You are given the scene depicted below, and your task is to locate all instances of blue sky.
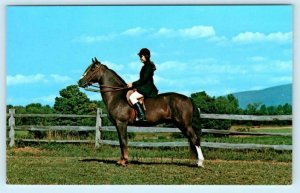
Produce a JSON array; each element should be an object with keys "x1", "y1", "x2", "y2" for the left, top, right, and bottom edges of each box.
[{"x1": 6, "y1": 5, "x2": 292, "y2": 106}]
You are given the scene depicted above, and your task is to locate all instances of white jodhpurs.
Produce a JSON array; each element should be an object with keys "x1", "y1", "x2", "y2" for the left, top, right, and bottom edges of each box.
[{"x1": 129, "y1": 91, "x2": 144, "y2": 105}]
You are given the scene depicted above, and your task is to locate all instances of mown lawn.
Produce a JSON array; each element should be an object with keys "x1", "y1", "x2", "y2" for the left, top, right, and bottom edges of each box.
[{"x1": 6, "y1": 144, "x2": 292, "y2": 185}]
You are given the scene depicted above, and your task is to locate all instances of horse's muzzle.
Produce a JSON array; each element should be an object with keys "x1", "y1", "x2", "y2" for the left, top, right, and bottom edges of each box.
[{"x1": 77, "y1": 79, "x2": 87, "y2": 88}]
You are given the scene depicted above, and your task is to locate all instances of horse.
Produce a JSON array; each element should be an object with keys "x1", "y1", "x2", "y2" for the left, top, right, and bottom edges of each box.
[{"x1": 78, "y1": 57, "x2": 205, "y2": 167}]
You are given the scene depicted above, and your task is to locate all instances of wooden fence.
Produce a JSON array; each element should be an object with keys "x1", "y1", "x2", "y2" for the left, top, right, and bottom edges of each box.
[{"x1": 6, "y1": 108, "x2": 292, "y2": 150}]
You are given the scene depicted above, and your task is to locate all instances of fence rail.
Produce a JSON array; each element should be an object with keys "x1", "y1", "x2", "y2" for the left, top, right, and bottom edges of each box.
[
  {"x1": 6, "y1": 111, "x2": 291, "y2": 120},
  {"x1": 11, "y1": 125, "x2": 291, "y2": 137},
  {"x1": 200, "y1": 114, "x2": 292, "y2": 121},
  {"x1": 6, "y1": 108, "x2": 292, "y2": 150}
]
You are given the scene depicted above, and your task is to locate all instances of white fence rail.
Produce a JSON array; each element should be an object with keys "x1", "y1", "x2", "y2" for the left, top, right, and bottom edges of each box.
[{"x1": 6, "y1": 108, "x2": 292, "y2": 150}]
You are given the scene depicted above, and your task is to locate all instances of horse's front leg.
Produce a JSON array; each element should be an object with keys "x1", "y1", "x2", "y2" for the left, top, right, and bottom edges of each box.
[{"x1": 115, "y1": 121, "x2": 128, "y2": 166}]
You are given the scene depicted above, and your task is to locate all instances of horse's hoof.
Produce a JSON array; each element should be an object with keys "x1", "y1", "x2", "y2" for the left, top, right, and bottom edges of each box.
[
  {"x1": 117, "y1": 160, "x2": 128, "y2": 167},
  {"x1": 197, "y1": 160, "x2": 204, "y2": 168}
]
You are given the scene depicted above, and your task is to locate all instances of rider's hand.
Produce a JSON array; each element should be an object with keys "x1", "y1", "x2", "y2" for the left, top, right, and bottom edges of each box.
[{"x1": 127, "y1": 83, "x2": 133, "y2": 88}]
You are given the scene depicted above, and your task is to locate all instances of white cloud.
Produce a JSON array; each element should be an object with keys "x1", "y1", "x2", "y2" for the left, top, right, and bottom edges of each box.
[
  {"x1": 73, "y1": 34, "x2": 116, "y2": 43},
  {"x1": 74, "y1": 25, "x2": 220, "y2": 44},
  {"x1": 7, "y1": 73, "x2": 73, "y2": 86},
  {"x1": 154, "y1": 25, "x2": 216, "y2": 39},
  {"x1": 250, "y1": 59, "x2": 292, "y2": 74},
  {"x1": 157, "y1": 60, "x2": 187, "y2": 71},
  {"x1": 248, "y1": 56, "x2": 267, "y2": 62},
  {"x1": 73, "y1": 26, "x2": 292, "y2": 48},
  {"x1": 267, "y1": 32, "x2": 292, "y2": 42},
  {"x1": 192, "y1": 62, "x2": 248, "y2": 75},
  {"x1": 7, "y1": 74, "x2": 46, "y2": 85},
  {"x1": 232, "y1": 32, "x2": 265, "y2": 43},
  {"x1": 50, "y1": 74, "x2": 72, "y2": 83},
  {"x1": 273, "y1": 60, "x2": 292, "y2": 71},
  {"x1": 121, "y1": 27, "x2": 150, "y2": 36},
  {"x1": 208, "y1": 35, "x2": 228, "y2": 45},
  {"x1": 178, "y1": 25, "x2": 216, "y2": 38},
  {"x1": 232, "y1": 31, "x2": 292, "y2": 44},
  {"x1": 7, "y1": 94, "x2": 58, "y2": 106},
  {"x1": 168, "y1": 58, "x2": 289, "y2": 97},
  {"x1": 155, "y1": 28, "x2": 175, "y2": 37}
]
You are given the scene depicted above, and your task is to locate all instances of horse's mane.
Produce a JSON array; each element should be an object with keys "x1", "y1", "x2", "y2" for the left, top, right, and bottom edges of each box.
[{"x1": 103, "y1": 64, "x2": 127, "y2": 86}]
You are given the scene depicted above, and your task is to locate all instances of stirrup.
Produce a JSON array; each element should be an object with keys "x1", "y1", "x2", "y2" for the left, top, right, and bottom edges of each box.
[{"x1": 136, "y1": 115, "x2": 146, "y2": 121}]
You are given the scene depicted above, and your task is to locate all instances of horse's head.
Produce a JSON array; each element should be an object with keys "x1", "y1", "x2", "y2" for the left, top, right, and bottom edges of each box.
[{"x1": 78, "y1": 57, "x2": 103, "y2": 88}]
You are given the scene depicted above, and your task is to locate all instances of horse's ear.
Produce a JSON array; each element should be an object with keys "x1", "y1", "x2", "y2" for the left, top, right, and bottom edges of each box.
[
  {"x1": 94, "y1": 57, "x2": 100, "y2": 64},
  {"x1": 92, "y1": 58, "x2": 95, "y2": 63}
]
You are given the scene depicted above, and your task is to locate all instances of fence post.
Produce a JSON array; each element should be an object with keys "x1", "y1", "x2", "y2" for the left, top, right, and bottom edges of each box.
[
  {"x1": 8, "y1": 108, "x2": 16, "y2": 147},
  {"x1": 95, "y1": 108, "x2": 102, "y2": 148}
]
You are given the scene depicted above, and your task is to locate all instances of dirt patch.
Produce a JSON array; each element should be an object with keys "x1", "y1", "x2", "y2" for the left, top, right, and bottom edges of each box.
[{"x1": 9, "y1": 147, "x2": 43, "y2": 154}]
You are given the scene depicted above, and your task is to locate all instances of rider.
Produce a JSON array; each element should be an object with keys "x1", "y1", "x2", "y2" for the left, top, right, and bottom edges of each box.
[{"x1": 127, "y1": 48, "x2": 158, "y2": 121}]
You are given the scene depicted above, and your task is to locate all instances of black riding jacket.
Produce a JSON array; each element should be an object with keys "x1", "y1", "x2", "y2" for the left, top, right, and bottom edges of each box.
[{"x1": 132, "y1": 60, "x2": 158, "y2": 97}]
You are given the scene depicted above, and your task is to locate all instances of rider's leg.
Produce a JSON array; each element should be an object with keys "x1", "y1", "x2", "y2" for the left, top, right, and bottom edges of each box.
[{"x1": 129, "y1": 91, "x2": 146, "y2": 121}]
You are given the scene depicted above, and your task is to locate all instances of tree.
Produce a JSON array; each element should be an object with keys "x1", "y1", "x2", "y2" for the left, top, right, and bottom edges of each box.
[
  {"x1": 24, "y1": 103, "x2": 55, "y2": 126},
  {"x1": 267, "y1": 106, "x2": 276, "y2": 115},
  {"x1": 245, "y1": 103, "x2": 261, "y2": 115},
  {"x1": 282, "y1": 103, "x2": 292, "y2": 114},
  {"x1": 191, "y1": 91, "x2": 215, "y2": 113},
  {"x1": 258, "y1": 104, "x2": 268, "y2": 115},
  {"x1": 54, "y1": 85, "x2": 98, "y2": 126},
  {"x1": 214, "y1": 94, "x2": 239, "y2": 114},
  {"x1": 54, "y1": 85, "x2": 93, "y2": 114},
  {"x1": 191, "y1": 92, "x2": 241, "y2": 130}
]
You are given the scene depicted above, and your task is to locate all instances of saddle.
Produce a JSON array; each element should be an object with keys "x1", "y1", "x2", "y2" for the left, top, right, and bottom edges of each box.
[{"x1": 126, "y1": 90, "x2": 147, "y2": 122}]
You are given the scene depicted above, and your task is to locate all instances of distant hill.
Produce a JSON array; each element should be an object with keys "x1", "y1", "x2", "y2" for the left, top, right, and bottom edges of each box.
[{"x1": 231, "y1": 84, "x2": 292, "y2": 109}]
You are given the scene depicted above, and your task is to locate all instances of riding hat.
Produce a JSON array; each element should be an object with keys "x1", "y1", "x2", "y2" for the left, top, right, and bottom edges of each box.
[{"x1": 138, "y1": 48, "x2": 151, "y2": 57}]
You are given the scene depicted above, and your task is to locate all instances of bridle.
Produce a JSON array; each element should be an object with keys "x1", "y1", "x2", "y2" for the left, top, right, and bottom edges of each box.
[{"x1": 82, "y1": 63, "x2": 128, "y2": 93}]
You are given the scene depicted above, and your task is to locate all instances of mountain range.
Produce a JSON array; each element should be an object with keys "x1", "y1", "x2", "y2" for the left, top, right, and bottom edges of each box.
[{"x1": 230, "y1": 83, "x2": 292, "y2": 109}]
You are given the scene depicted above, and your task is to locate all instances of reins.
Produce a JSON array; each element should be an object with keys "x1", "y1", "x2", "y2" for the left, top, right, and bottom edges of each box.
[
  {"x1": 86, "y1": 84, "x2": 128, "y2": 93},
  {"x1": 82, "y1": 62, "x2": 128, "y2": 93}
]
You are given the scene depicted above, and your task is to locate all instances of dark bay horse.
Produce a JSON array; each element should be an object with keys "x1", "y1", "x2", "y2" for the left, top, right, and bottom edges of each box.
[{"x1": 78, "y1": 57, "x2": 204, "y2": 167}]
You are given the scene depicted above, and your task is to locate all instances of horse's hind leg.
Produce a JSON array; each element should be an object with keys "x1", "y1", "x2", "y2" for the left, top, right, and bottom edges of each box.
[
  {"x1": 183, "y1": 126, "x2": 204, "y2": 167},
  {"x1": 195, "y1": 144, "x2": 204, "y2": 167}
]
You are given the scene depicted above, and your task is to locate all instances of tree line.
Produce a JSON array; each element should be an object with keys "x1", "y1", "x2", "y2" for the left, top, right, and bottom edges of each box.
[
  {"x1": 191, "y1": 91, "x2": 292, "y2": 129},
  {"x1": 7, "y1": 85, "x2": 292, "y2": 130}
]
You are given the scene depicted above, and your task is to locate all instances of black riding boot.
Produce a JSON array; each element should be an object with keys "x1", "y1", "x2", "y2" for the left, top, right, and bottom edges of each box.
[{"x1": 133, "y1": 102, "x2": 146, "y2": 121}]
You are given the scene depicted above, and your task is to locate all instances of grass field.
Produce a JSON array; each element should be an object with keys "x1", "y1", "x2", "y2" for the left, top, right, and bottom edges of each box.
[
  {"x1": 6, "y1": 143, "x2": 292, "y2": 185},
  {"x1": 231, "y1": 125, "x2": 292, "y2": 134},
  {"x1": 7, "y1": 125, "x2": 292, "y2": 185}
]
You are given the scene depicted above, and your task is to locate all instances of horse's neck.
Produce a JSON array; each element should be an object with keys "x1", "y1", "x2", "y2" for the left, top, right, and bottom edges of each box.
[
  {"x1": 101, "y1": 69, "x2": 126, "y2": 88},
  {"x1": 99, "y1": 70, "x2": 127, "y2": 109}
]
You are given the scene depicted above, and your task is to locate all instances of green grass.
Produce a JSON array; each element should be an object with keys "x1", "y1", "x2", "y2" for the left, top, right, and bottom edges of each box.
[
  {"x1": 250, "y1": 127, "x2": 292, "y2": 133},
  {"x1": 15, "y1": 131, "x2": 30, "y2": 138},
  {"x1": 7, "y1": 125, "x2": 292, "y2": 184},
  {"x1": 231, "y1": 125, "x2": 292, "y2": 133},
  {"x1": 203, "y1": 135, "x2": 292, "y2": 145},
  {"x1": 129, "y1": 133, "x2": 292, "y2": 146},
  {"x1": 6, "y1": 144, "x2": 292, "y2": 185},
  {"x1": 9, "y1": 143, "x2": 292, "y2": 162},
  {"x1": 7, "y1": 155, "x2": 291, "y2": 185}
]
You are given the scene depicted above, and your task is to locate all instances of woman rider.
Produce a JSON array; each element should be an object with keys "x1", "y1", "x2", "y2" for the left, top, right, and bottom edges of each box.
[{"x1": 127, "y1": 48, "x2": 158, "y2": 121}]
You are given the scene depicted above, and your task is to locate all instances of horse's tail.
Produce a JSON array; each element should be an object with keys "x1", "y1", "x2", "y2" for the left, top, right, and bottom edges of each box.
[{"x1": 191, "y1": 98, "x2": 202, "y2": 138}]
